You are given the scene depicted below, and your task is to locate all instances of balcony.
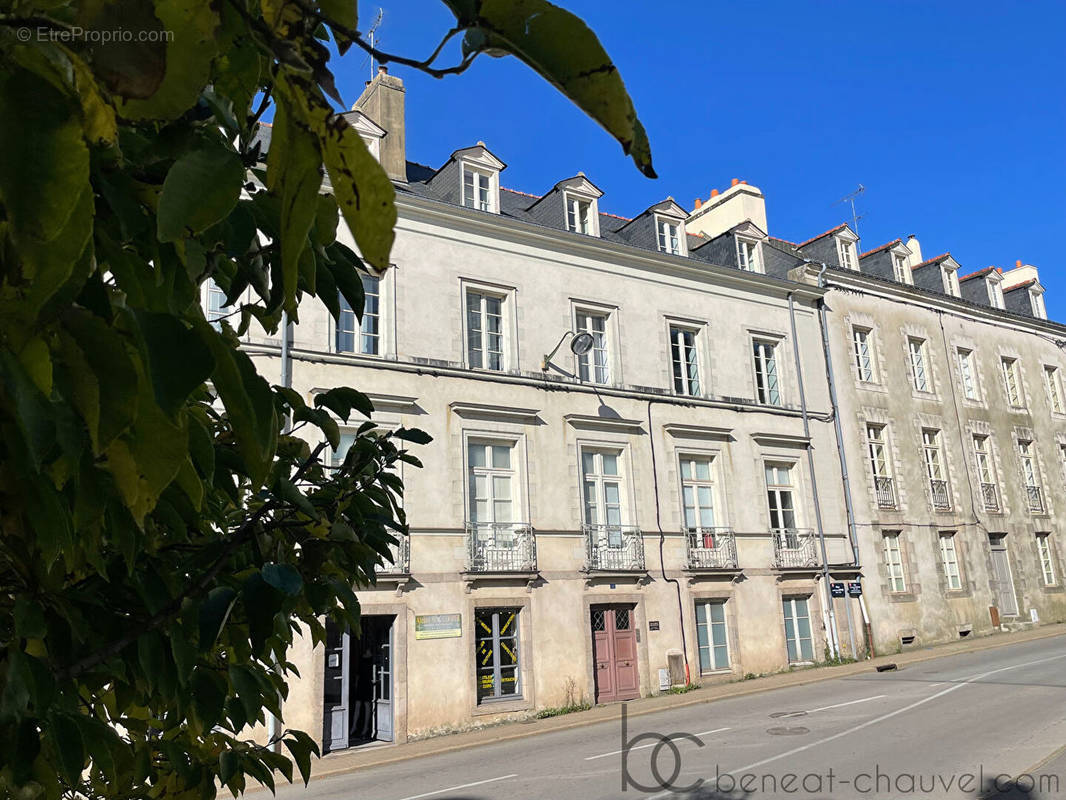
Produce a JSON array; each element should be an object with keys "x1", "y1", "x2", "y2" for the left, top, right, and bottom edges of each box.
[
  {"x1": 684, "y1": 528, "x2": 739, "y2": 570},
  {"x1": 874, "y1": 476, "x2": 896, "y2": 509},
  {"x1": 465, "y1": 522, "x2": 537, "y2": 573},
  {"x1": 1026, "y1": 485, "x2": 1044, "y2": 513},
  {"x1": 930, "y1": 479, "x2": 951, "y2": 511},
  {"x1": 981, "y1": 482, "x2": 1000, "y2": 512},
  {"x1": 377, "y1": 535, "x2": 410, "y2": 574},
  {"x1": 771, "y1": 528, "x2": 820, "y2": 569},
  {"x1": 583, "y1": 525, "x2": 645, "y2": 572}
]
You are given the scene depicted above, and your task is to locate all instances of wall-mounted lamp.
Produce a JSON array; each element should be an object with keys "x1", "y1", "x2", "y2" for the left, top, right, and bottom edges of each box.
[{"x1": 541, "y1": 330, "x2": 595, "y2": 371}]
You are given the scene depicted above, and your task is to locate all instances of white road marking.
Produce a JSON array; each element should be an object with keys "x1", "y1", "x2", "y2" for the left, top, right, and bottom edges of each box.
[
  {"x1": 393, "y1": 774, "x2": 518, "y2": 800},
  {"x1": 584, "y1": 727, "x2": 731, "y2": 760},
  {"x1": 806, "y1": 694, "x2": 885, "y2": 714},
  {"x1": 928, "y1": 682, "x2": 943, "y2": 688}
]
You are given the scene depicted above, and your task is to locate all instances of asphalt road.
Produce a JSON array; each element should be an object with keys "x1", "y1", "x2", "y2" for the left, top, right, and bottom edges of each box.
[{"x1": 279, "y1": 634, "x2": 1066, "y2": 799}]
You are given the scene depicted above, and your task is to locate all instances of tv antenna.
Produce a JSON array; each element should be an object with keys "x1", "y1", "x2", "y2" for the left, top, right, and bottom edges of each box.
[
  {"x1": 367, "y1": 9, "x2": 385, "y2": 79},
  {"x1": 835, "y1": 184, "x2": 866, "y2": 236}
]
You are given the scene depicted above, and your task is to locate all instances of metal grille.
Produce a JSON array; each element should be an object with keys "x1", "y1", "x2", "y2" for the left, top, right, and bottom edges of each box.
[
  {"x1": 583, "y1": 525, "x2": 645, "y2": 571},
  {"x1": 929, "y1": 480, "x2": 951, "y2": 511},
  {"x1": 771, "y1": 528, "x2": 819, "y2": 568},
  {"x1": 377, "y1": 535, "x2": 410, "y2": 574},
  {"x1": 874, "y1": 476, "x2": 896, "y2": 509},
  {"x1": 981, "y1": 482, "x2": 999, "y2": 511},
  {"x1": 465, "y1": 523, "x2": 537, "y2": 572},
  {"x1": 614, "y1": 609, "x2": 630, "y2": 630},
  {"x1": 684, "y1": 528, "x2": 739, "y2": 569},
  {"x1": 591, "y1": 610, "x2": 606, "y2": 632},
  {"x1": 1027, "y1": 485, "x2": 1044, "y2": 513}
]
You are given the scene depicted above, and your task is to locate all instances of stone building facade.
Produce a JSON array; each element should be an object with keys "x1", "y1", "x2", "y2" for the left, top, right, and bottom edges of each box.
[{"x1": 231, "y1": 69, "x2": 1065, "y2": 751}]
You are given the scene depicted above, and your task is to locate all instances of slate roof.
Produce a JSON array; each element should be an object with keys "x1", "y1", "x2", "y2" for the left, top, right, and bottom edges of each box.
[
  {"x1": 910, "y1": 253, "x2": 952, "y2": 271},
  {"x1": 958, "y1": 266, "x2": 1000, "y2": 283},
  {"x1": 859, "y1": 239, "x2": 903, "y2": 259}
]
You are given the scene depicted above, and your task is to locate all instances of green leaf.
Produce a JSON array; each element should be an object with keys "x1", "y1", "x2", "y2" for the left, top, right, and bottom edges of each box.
[
  {"x1": 268, "y1": 89, "x2": 323, "y2": 315},
  {"x1": 313, "y1": 386, "x2": 374, "y2": 422},
  {"x1": 14, "y1": 597, "x2": 47, "y2": 639},
  {"x1": 283, "y1": 731, "x2": 318, "y2": 786},
  {"x1": 198, "y1": 586, "x2": 237, "y2": 650},
  {"x1": 228, "y1": 665, "x2": 263, "y2": 724},
  {"x1": 393, "y1": 427, "x2": 432, "y2": 445},
  {"x1": 194, "y1": 319, "x2": 278, "y2": 485},
  {"x1": 313, "y1": 193, "x2": 339, "y2": 247},
  {"x1": 50, "y1": 713, "x2": 86, "y2": 784},
  {"x1": 158, "y1": 142, "x2": 244, "y2": 242},
  {"x1": 319, "y1": 0, "x2": 357, "y2": 34},
  {"x1": 134, "y1": 310, "x2": 215, "y2": 416},
  {"x1": 0, "y1": 350, "x2": 55, "y2": 472},
  {"x1": 190, "y1": 666, "x2": 226, "y2": 731},
  {"x1": 137, "y1": 632, "x2": 166, "y2": 690},
  {"x1": 219, "y1": 750, "x2": 240, "y2": 786},
  {"x1": 262, "y1": 563, "x2": 303, "y2": 596},
  {"x1": 444, "y1": 0, "x2": 655, "y2": 177}
]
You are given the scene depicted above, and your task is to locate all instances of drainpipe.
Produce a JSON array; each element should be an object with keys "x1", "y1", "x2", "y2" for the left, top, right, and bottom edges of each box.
[
  {"x1": 811, "y1": 263, "x2": 875, "y2": 658},
  {"x1": 787, "y1": 292, "x2": 841, "y2": 659}
]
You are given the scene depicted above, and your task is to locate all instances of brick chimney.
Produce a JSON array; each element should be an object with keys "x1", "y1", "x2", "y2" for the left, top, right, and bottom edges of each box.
[{"x1": 353, "y1": 65, "x2": 406, "y2": 182}]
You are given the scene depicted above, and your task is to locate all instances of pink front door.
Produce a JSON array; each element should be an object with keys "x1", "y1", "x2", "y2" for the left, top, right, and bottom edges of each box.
[{"x1": 592, "y1": 605, "x2": 639, "y2": 703}]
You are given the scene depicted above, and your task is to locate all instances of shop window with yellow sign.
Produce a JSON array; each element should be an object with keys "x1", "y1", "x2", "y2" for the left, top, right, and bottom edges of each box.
[{"x1": 475, "y1": 607, "x2": 521, "y2": 702}]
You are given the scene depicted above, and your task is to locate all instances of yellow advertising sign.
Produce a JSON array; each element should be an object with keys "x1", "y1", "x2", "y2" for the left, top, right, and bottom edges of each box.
[{"x1": 414, "y1": 613, "x2": 462, "y2": 640}]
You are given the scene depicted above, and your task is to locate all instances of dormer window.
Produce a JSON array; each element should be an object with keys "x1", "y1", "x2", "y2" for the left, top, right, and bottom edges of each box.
[
  {"x1": 838, "y1": 239, "x2": 856, "y2": 270},
  {"x1": 566, "y1": 196, "x2": 591, "y2": 233},
  {"x1": 463, "y1": 166, "x2": 493, "y2": 212},
  {"x1": 657, "y1": 218, "x2": 682, "y2": 255},
  {"x1": 737, "y1": 238, "x2": 761, "y2": 272},
  {"x1": 942, "y1": 266, "x2": 961, "y2": 297},
  {"x1": 988, "y1": 279, "x2": 1005, "y2": 309},
  {"x1": 893, "y1": 254, "x2": 912, "y2": 284},
  {"x1": 1031, "y1": 289, "x2": 1047, "y2": 319}
]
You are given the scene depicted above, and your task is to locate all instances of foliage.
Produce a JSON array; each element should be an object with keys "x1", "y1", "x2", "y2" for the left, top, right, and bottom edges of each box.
[
  {"x1": 533, "y1": 702, "x2": 591, "y2": 719},
  {"x1": 0, "y1": 0, "x2": 652, "y2": 797}
]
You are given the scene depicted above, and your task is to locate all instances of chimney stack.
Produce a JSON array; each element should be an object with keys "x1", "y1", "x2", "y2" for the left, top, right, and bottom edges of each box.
[
  {"x1": 906, "y1": 234, "x2": 923, "y2": 267},
  {"x1": 353, "y1": 65, "x2": 407, "y2": 182},
  {"x1": 685, "y1": 180, "x2": 767, "y2": 240}
]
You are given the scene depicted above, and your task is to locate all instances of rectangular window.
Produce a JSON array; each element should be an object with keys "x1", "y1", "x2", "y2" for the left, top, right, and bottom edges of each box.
[
  {"x1": 838, "y1": 240, "x2": 854, "y2": 270},
  {"x1": 576, "y1": 311, "x2": 610, "y2": 384},
  {"x1": 1001, "y1": 358, "x2": 1022, "y2": 407},
  {"x1": 205, "y1": 280, "x2": 233, "y2": 329},
  {"x1": 1032, "y1": 291, "x2": 1047, "y2": 319},
  {"x1": 753, "y1": 339, "x2": 781, "y2": 406},
  {"x1": 908, "y1": 337, "x2": 930, "y2": 392},
  {"x1": 923, "y1": 429, "x2": 950, "y2": 510},
  {"x1": 475, "y1": 608, "x2": 520, "y2": 701},
  {"x1": 1018, "y1": 440, "x2": 1038, "y2": 488},
  {"x1": 883, "y1": 532, "x2": 906, "y2": 592},
  {"x1": 566, "y1": 195, "x2": 592, "y2": 234},
  {"x1": 867, "y1": 424, "x2": 895, "y2": 508},
  {"x1": 329, "y1": 431, "x2": 357, "y2": 469},
  {"x1": 957, "y1": 348, "x2": 979, "y2": 400},
  {"x1": 680, "y1": 455, "x2": 717, "y2": 535},
  {"x1": 463, "y1": 167, "x2": 491, "y2": 211},
  {"x1": 852, "y1": 327, "x2": 875, "y2": 383},
  {"x1": 466, "y1": 290, "x2": 505, "y2": 371},
  {"x1": 1037, "y1": 534, "x2": 1056, "y2": 586},
  {"x1": 337, "y1": 274, "x2": 381, "y2": 355},
  {"x1": 670, "y1": 326, "x2": 701, "y2": 396},
  {"x1": 939, "y1": 533, "x2": 962, "y2": 590},
  {"x1": 765, "y1": 463, "x2": 797, "y2": 533},
  {"x1": 1060, "y1": 444, "x2": 1066, "y2": 486},
  {"x1": 943, "y1": 267, "x2": 961, "y2": 296},
  {"x1": 1044, "y1": 366, "x2": 1064, "y2": 414},
  {"x1": 695, "y1": 600, "x2": 729, "y2": 672},
  {"x1": 989, "y1": 281, "x2": 1005, "y2": 309},
  {"x1": 974, "y1": 435, "x2": 994, "y2": 484},
  {"x1": 582, "y1": 449, "x2": 625, "y2": 541},
  {"x1": 893, "y1": 255, "x2": 911, "y2": 284},
  {"x1": 737, "y1": 239, "x2": 760, "y2": 272},
  {"x1": 657, "y1": 219, "x2": 681, "y2": 255},
  {"x1": 468, "y1": 441, "x2": 514, "y2": 525},
  {"x1": 782, "y1": 597, "x2": 814, "y2": 663}
]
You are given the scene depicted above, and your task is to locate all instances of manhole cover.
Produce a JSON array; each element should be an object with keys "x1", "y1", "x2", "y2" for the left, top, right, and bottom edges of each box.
[
  {"x1": 767, "y1": 726, "x2": 810, "y2": 736},
  {"x1": 769, "y1": 711, "x2": 808, "y2": 719}
]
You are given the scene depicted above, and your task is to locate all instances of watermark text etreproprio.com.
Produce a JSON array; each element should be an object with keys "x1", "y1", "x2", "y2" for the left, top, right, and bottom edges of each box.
[
  {"x1": 619, "y1": 705, "x2": 1062, "y2": 795},
  {"x1": 15, "y1": 26, "x2": 174, "y2": 44}
]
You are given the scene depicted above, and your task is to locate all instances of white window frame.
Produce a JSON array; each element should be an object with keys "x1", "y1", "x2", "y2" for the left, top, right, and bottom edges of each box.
[
  {"x1": 737, "y1": 237, "x2": 762, "y2": 273},
  {"x1": 1018, "y1": 440, "x2": 1039, "y2": 489},
  {"x1": 752, "y1": 337, "x2": 782, "y2": 406},
  {"x1": 336, "y1": 272, "x2": 383, "y2": 356},
  {"x1": 939, "y1": 533, "x2": 962, "y2": 591},
  {"x1": 580, "y1": 447, "x2": 629, "y2": 538},
  {"x1": 973, "y1": 434, "x2": 996, "y2": 485},
  {"x1": 655, "y1": 215, "x2": 685, "y2": 256},
  {"x1": 669, "y1": 324, "x2": 702, "y2": 397},
  {"x1": 782, "y1": 596, "x2": 814, "y2": 664},
  {"x1": 852, "y1": 326, "x2": 876, "y2": 383},
  {"x1": 765, "y1": 462, "x2": 799, "y2": 532},
  {"x1": 1044, "y1": 366, "x2": 1064, "y2": 414},
  {"x1": 923, "y1": 429, "x2": 946, "y2": 481},
  {"x1": 957, "y1": 348, "x2": 979, "y2": 401},
  {"x1": 988, "y1": 279, "x2": 1005, "y2": 309},
  {"x1": 464, "y1": 288, "x2": 507, "y2": 371},
  {"x1": 866, "y1": 424, "x2": 892, "y2": 479},
  {"x1": 1031, "y1": 290, "x2": 1047, "y2": 319},
  {"x1": 564, "y1": 192, "x2": 598, "y2": 235},
  {"x1": 893, "y1": 254, "x2": 912, "y2": 284},
  {"x1": 462, "y1": 164, "x2": 495, "y2": 212},
  {"x1": 908, "y1": 337, "x2": 931, "y2": 393},
  {"x1": 679, "y1": 453, "x2": 720, "y2": 534},
  {"x1": 883, "y1": 532, "x2": 907, "y2": 593},
  {"x1": 466, "y1": 439, "x2": 518, "y2": 526},
  {"x1": 695, "y1": 600, "x2": 730, "y2": 673},
  {"x1": 1001, "y1": 357, "x2": 1023, "y2": 407},
  {"x1": 1037, "y1": 534, "x2": 1056, "y2": 586},
  {"x1": 837, "y1": 238, "x2": 856, "y2": 270},
  {"x1": 574, "y1": 306, "x2": 613, "y2": 385},
  {"x1": 942, "y1": 266, "x2": 961, "y2": 297}
]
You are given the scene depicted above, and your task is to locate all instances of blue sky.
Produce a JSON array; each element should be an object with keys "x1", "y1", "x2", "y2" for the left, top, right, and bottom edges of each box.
[{"x1": 329, "y1": 1, "x2": 1065, "y2": 316}]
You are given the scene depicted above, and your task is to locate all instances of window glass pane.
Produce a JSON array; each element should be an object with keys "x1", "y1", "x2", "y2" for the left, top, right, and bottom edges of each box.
[
  {"x1": 601, "y1": 453, "x2": 619, "y2": 476},
  {"x1": 469, "y1": 444, "x2": 487, "y2": 468},
  {"x1": 581, "y1": 451, "x2": 596, "y2": 476},
  {"x1": 492, "y1": 445, "x2": 511, "y2": 469}
]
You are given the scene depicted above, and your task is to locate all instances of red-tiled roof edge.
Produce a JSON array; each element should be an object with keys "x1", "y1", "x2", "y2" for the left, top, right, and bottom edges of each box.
[
  {"x1": 859, "y1": 239, "x2": 902, "y2": 259},
  {"x1": 600, "y1": 211, "x2": 633, "y2": 222},
  {"x1": 796, "y1": 223, "x2": 848, "y2": 248},
  {"x1": 1005, "y1": 278, "x2": 1039, "y2": 291},
  {"x1": 501, "y1": 186, "x2": 542, "y2": 200},
  {"x1": 959, "y1": 266, "x2": 996, "y2": 282},
  {"x1": 768, "y1": 236, "x2": 800, "y2": 247},
  {"x1": 911, "y1": 253, "x2": 952, "y2": 270}
]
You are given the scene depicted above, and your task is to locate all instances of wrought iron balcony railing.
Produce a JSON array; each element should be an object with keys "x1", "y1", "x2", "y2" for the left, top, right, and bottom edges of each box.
[
  {"x1": 981, "y1": 482, "x2": 1000, "y2": 512},
  {"x1": 583, "y1": 524, "x2": 645, "y2": 571},
  {"x1": 465, "y1": 523, "x2": 537, "y2": 572},
  {"x1": 1026, "y1": 485, "x2": 1044, "y2": 513},
  {"x1": 377, "y1": 534, "x2": 410, "y2": 575},
  {"x1": 874, "y1": 475, "x2": 896, "y2": 509},
  {"x1": 929, "y1": 479, "x2": 951, "y2": 511},
  {"x1": 684, "y1": 528, "x2": 738, "y2": 570},
  {"x1": 771, "y1": 528, "x2": 819, "y2": 569}
]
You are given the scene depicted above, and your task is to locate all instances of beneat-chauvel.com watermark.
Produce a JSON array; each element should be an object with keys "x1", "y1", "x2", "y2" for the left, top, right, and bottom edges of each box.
[
  {"x1": 15, "y1": 26, "x2": 174, "y2": 44},
  {"x1": 618, "y1": 705, "x2": 1062, "y2": 795}
]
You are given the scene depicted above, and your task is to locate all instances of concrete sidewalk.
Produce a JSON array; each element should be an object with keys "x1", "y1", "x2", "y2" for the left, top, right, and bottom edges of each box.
[{"x1": 305, "y1": 623, "x2": 1066, "y2": 782}]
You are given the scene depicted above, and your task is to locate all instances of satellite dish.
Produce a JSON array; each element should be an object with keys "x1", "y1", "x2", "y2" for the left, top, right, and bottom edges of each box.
[{"x1": 570, "y1": 332, "x2": 595, "y2": 356}]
